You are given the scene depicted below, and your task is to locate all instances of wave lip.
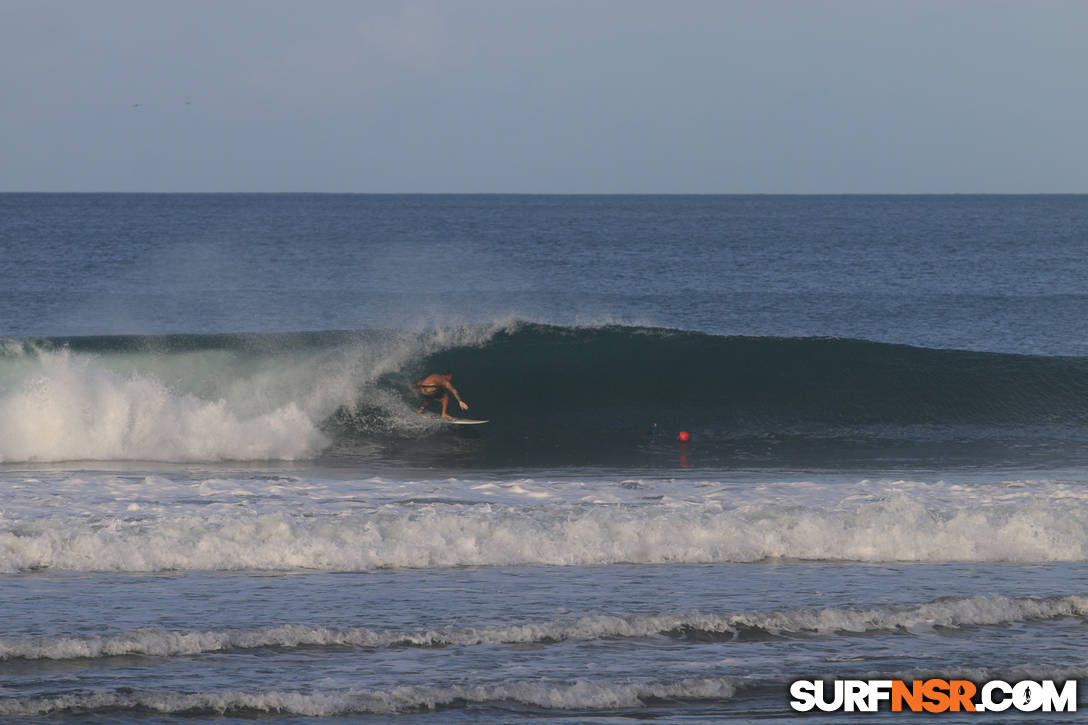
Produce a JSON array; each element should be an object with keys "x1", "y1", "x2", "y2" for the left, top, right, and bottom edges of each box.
[{"x1": 2, "y1": 594, "x2": 1084, "y2": 661}]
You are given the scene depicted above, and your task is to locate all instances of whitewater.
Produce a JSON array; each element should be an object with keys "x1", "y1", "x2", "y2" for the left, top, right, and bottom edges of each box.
[
  {"x1": 0, "y1": 325, "x2": 508, "y2": 463},
  {"x1": 2, "y1": 193, "x2": 1087, "y2": 722},
  {"x1": 4, "y1": 474, "x2": 1088, "y2": 574}
]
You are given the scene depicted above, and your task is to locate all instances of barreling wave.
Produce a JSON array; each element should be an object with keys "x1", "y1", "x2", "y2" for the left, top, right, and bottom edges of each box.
[
  {"x1": 3, "y1": 594, "x2": 1084, "y2": 661},
  {"x1": 3, "y1": 322, "x2": 1088, "y2": 466},
  {"x1": 419, "y1": 323, "x2": 1088, "y2": 468}
]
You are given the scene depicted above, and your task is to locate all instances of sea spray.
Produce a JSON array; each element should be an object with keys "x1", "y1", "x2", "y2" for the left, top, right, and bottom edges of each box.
[{"x1": 0, "y1": 324, "x2": 512, "y2": 462}]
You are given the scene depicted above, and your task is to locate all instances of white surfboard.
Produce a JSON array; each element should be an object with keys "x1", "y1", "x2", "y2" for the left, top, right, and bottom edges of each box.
[{"x1": 420, "y1": 412, "x2": 489, "y2": 425}]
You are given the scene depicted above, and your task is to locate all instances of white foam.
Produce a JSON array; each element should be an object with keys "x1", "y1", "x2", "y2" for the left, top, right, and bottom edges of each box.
[
  {"x1": 4, "y1": 485, "x2": 1088, "y2": 573},
  {"x1": 0, "y1": 324, "x2": 509, "y2": 462},
  {"x1": 0, "y1": 678, "x2": 739, "y2": 717},
  {"x1": 3, "y1": 476, "x2": 1088, "y2": 572},
  {"x1": 0, "y1": 349, "x2": 325, "y2": 462},
  {"x1": 2, "y1": 594, "x2": 1083, "y2": 660},
  {"x1": 1, "y1": 669, "x2": 1084, "y2": 716}
]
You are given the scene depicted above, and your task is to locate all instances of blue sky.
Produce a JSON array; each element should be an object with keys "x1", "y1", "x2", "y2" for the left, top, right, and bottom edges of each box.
[{"x1": 2, "y1": 0, "x2": 1086, "y2": 192}]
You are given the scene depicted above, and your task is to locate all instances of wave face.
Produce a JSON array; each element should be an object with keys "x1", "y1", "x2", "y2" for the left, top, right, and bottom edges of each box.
[
  {"x1": 3, "y1": 323, "x2": 1088, "y2": 466},
  {"x1": 416, "y1": 324, "x2": 1088, "y2": 466}
]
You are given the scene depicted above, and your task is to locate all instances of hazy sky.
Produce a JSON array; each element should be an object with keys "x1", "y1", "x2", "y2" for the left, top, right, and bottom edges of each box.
[{"x1": 2, "y1": 0, "x2": 1086, "y2": 193}]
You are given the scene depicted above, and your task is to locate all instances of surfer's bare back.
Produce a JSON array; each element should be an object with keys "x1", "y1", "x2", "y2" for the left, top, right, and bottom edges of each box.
[{"x1": 415, "y1": 371, "x2": 469, "y2": 419}]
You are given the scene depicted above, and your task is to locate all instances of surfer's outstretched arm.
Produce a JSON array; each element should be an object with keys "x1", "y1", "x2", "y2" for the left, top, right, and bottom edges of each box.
[{"x1": 446, "y1": 383, "x2": 469, "y2": 411}]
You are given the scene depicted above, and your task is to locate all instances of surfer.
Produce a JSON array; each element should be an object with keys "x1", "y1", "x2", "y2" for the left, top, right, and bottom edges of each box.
[{"x1": 415, "y1": 371, "x2": 469, "y2": 419}]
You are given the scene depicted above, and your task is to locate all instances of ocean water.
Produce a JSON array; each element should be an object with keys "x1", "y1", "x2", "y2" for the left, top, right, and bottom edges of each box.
[{"x1": 1, "y1": 194, "x2": 1087, "y2": 722}]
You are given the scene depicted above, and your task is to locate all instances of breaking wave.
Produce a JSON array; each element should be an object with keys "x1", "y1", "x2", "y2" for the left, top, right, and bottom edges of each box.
[
  {"x1": 0, "y1": 678, "x2": 740, "y2": 717},
  {"x1": 4, "y1": 490, "x2": 1088, "y2": 573},
  {"x1": 3, "y1": 594, "x2": 1084, "y2": 660},
  {"x1": 3, "y1": 322, "x2": 1088, "y2": 466}
]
